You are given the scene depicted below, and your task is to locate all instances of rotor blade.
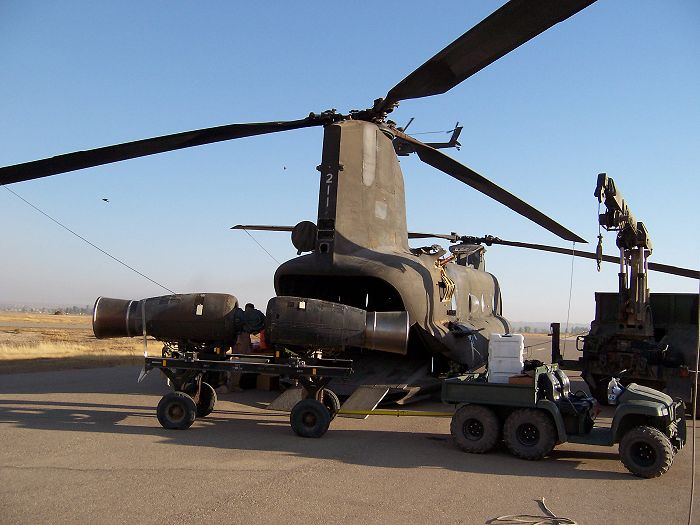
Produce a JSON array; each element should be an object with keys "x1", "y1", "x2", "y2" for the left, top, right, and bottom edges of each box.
[
  {"x1": 408, "y1": 232, "x2": 459, "y2": 241},
  {"x1": 231, "y1": 224, "x2": 294, "y2": 232},
  {"x1": 0, "y1": 115, "x2": 330, "y2": 185},
  {"x1": 648, "y1": 262, "x2": 700, "y2": 280},
  {"x1": 481, "y1": 237, "x2": 699, "y2": 279},
  {"x1": 396, "y1": 131, "x2": 586, "y2": 243},
  {"x1": 232, "y1": 225, "x2": 459, "y2": 241},
  {"x1": 376, "y1": 0, "x2": 596, "y2": 113}
]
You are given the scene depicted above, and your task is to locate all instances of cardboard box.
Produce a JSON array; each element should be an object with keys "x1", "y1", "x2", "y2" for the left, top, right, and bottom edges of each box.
[
  {"x1": 508, "y1": 374, "x2": 534, "y2": 385},
  {"x1": 256, "y1": 374, "x2": 280, "y2": 391}
]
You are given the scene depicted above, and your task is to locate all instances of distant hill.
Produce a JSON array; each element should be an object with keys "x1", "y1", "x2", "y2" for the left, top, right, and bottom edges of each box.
[
  {"x1": 509, "y1": 321, "x2": 590, "y2": 335},
  {"x1": 0, "y1": 303, "x2": 92, "y2": 315}
]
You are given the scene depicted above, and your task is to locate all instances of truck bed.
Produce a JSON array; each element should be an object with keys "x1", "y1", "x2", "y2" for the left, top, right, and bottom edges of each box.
[{"x1": 442, "y1": 373, "x2": 537, "y2": 407}]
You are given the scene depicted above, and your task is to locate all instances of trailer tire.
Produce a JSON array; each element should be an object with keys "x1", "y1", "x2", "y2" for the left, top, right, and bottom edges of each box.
[
  {"x1": 503, "y1": 408, "x2": 556, "y2": 460},
  {"x1": 290, "y1": 399, "x2": 331, "y2": 438},
  {"x1": 196, "y1": 382, "x2": 217, "y2": 418},
  {"x1": 321, "y1": 389, "x2": 340, "y2": 420},
  {"x1": 157, "y1": 392, "x2": 197, "y2": 430},
  {"x1": 450, "y1": 404, "x2": 500, "y2": 453},
  {"x1": 619, "y1": 425, "x2": 674, "y2": 478}
]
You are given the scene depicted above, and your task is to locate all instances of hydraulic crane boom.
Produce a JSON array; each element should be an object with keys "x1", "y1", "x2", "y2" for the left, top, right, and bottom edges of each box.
[{"x1": 594, "y1": 173, "x2": 653, "y2": 335}]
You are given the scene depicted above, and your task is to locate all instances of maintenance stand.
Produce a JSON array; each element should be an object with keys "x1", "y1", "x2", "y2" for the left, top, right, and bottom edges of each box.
[{"x1": 142, "y1": 352, "x2": 352, "y2": 437}]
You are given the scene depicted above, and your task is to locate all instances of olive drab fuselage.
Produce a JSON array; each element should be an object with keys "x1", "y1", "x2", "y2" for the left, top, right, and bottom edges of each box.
[{"x1": 275, "y1": 120, "x2": 509, "y2": 369}]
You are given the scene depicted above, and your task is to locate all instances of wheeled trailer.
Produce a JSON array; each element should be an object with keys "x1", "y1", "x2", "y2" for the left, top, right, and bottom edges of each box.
[
  {"x1": 442, "y1": 364, "x2": 686, "y2": 478},
  {"x1": 141, "y1": 352, "x2": 352, "y2": 437}
]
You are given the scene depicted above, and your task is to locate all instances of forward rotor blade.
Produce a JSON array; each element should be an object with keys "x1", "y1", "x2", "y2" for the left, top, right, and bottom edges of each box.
[
  {"x1": 477, "y1": 237, "x2": 699, "y2": 279},
  {"x1": 396, "y1": 131, "x2": 586, "y2": 243},
  {"x1": 0, "y1": 116, "x2": 330, "y2": 185},
  {"x1": 376, "y1": 0, "x2": 596, "y2": 113},
  {"x1": 231, "y1": 225, "x2": 294, "y2": 232}
]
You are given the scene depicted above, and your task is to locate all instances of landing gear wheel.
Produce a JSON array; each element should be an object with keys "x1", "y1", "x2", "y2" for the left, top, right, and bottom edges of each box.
[
  {"x1": 320, "y1": 389, "x2": 340, "y2": 420},
  {"x1": 503, "y1": 408, "x2": 556, "y2": 460},
  {"x1": 619, "y1": 425, "x2": 674, "y2": 478},
  {"x1": 196, "y1": 382, "x2": 217, "y2": 418},
  {"x1": 450, "y1": 404, "x2": 500, "y2": 453},
  {"x1": 290, "y1": 399, "x2": 331, "y2": 438},
  {"x1": 157, "y1": 391, "x2": 197, "y2": 430}
]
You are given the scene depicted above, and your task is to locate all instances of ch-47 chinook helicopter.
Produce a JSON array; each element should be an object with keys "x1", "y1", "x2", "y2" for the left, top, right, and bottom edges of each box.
[{"x1": 2, "y1": 0, "x2": 612, "y2": 400}]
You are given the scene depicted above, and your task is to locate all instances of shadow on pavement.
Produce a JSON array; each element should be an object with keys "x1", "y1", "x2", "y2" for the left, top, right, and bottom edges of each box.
[{"x1": 0, "y1": 399, "x2": 630, "y2": 481}]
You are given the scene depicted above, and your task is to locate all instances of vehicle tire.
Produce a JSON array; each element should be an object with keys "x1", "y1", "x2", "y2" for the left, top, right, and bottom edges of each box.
[
  {"x1": 619, "y1": 425, "x2": 674, "y2": 478},
  {"x1": 503, "y1": 408, "x2": 556, "y2": 460},
  {"x1": 321, "y1": 389, "x2": 340, "y2": 420},
  {"x1": 450, "y1": 404, "x2": 500, "y2": 453},
  {"x1": 157, "y1": 391, "x2": 197, "y2": 430},
  {"x1": 196, "y1": 382, "x2": 217, "y2": 418},
  {"x1": 290, "y1": 399, "x2": 331, "y2": 438}
]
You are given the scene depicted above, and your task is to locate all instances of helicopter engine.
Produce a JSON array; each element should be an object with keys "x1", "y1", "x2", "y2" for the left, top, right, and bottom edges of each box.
[
  {"x1": 92, "y1": 293, "x2": 409, "y2": 354},
  {"x1": 265, "y1": 296, "x2": 409, "y2": 353},
  {"x1": 92, "y1": 293, "x2": 242, "y2": 345}
]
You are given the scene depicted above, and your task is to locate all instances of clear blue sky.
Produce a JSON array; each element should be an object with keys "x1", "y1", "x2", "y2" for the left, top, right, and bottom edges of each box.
[{"x1": 1, "y1": 1, "x2": 698, "y2": 324}]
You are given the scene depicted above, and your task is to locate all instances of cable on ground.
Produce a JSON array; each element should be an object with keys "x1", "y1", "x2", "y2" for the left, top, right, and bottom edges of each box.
[{"x1": 488, "y1": 497, "x2": 577, "y2": 525}]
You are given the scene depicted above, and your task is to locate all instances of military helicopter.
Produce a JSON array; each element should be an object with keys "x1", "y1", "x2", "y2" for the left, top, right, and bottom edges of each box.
[{"x1": 2, "y1": 1, "x2": 610, "y2": 399}]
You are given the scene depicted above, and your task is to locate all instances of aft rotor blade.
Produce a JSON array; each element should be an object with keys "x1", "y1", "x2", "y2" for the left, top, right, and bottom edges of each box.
[
  {"x1": 234, "y1": 225, "x2": 462, "y2": 242},
  {"x1": 397, "y1": 131, "x2": 586, "y2": 243},
  {"x1": 0, "y1": 116, "x2": 330, "y2": 185},
  {"x1": 376, "y1": 0, "x2": 596, "y2": 113},
  {"x1": 231, "y1": 224, "x2": 294, "y2": 232},
  {"x1": 408, "y1": 232, "x2": 459, "y2": 241},
  {"x1": 486, "y1": 238, "x2": 700, "y2": 279}
]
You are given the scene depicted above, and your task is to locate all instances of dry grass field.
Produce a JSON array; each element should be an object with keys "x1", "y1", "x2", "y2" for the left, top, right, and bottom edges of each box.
[
  {"x1": 0, "y1": 311, "x2": 146, "y2": 373},
  {"x1": 0, "y1": 311, "x2": 564, "y2": 375}
]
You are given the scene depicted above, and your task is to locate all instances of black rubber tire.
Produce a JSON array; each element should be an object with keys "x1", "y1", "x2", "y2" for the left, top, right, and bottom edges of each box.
[
  {"x1": 450, "y1": 404, "x2": 500, "y2": 453},
  {"x1": 196, "y1": 382, "x2": 217, "y2": 418},
  {"x1": 503, "y1": 408, "x2": 556, "y2": 460},
  {"x1": 619, "y1": 425, "x2": 674, "y2": 478},
  {"x1": 290, "y1": 399, "x2": 331, "y2": 438},
  {"x1": 321, "y1": 389, "x2": 340, "y2": 420},
  {"x1": 157, "y1": 391, "x2": 197, "y2": 430}
]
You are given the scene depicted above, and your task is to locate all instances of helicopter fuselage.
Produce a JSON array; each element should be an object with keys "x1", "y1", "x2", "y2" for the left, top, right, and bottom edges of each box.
[{"x1": 275, "y1": 120, "x2": 510, "y2": 369}]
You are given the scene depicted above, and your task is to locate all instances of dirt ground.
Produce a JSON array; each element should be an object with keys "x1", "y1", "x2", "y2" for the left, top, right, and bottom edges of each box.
[
  {"x1": 0, "y1": 313, "x2": 694, "y2": 523},
  {"x1": 0, "y1": 311, "x2": 568, "y2": 377},
  {"x1": 0, "y1": 311, "x2": 566, "y2": 374},
  {"x1": 0, "y1": 365, "x2": 696, "y2": 525}
]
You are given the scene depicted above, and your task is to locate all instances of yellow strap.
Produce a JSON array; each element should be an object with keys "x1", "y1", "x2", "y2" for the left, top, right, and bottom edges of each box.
[{"x1": 337, "y1": 409, "x2": 453, "y2": 417}]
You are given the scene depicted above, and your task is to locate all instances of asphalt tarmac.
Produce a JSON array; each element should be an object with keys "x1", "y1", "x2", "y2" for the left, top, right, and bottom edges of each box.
[{"x1": 0, "y1": 365, "x2": 696, "y2": 524}]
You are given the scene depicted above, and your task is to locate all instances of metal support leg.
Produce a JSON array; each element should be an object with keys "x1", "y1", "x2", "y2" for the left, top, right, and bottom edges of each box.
[{"x1": 550, "y1": 322, "x2": 561, "y2": 364}]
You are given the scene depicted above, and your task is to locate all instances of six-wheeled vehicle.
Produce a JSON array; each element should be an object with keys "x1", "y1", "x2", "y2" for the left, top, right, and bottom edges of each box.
[{"x1": 443, "y1": 365, "x2": 686, "y2": 478}]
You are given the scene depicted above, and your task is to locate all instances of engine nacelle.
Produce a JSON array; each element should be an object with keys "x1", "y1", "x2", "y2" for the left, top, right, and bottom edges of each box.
[
  {"x1": 93, "y1": 293, "x2": 240, "y2": 344},
  {"x1": 93, "y1": 293, "x2": 409, "y2": 354},
  {"x1": 265, "y1": 296, "x2": 409, "y2": 354}
]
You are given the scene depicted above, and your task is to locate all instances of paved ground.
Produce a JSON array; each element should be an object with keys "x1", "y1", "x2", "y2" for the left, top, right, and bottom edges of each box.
[{"x1": 0, "y1": 365, "x2": 696, "y2": 525}]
